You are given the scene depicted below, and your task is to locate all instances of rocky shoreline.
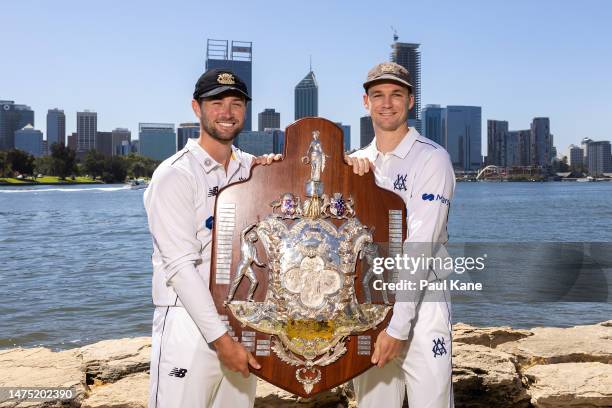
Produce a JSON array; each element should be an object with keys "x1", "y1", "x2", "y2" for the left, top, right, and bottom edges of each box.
[{"x1": 0, "y1": 321, "x2": 610, "y2": 407}]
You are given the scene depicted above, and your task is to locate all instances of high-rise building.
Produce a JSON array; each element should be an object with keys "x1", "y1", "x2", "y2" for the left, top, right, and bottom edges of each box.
[
  {"x1": 586, "y1": 141, "x2": 612, "y2": 176},
  {"x1": 95, "y1": 131, "x2": 113, "y2": 157},
  {"x1": 0, "y1": 100, "x2": 34, "y2": 150},
  {"x1": 487, "y1": 120, "x2": 509, "y2": 166},
  {"x1": 360, "y1": 116, "x2": 374, "y2": 148},
  {"x1": 581, "y1": 137, "x2": 593, "y2": 172},
  {"x1": 569, "y1": 144, "x2": 584, "y2": 169},
  {"x1": 67, "y1": 132, "x2": 77, "y2": 150},
  {"x1": 139, "y1": 123, "x2": 176, "y2": 161},
  {"x1": 391, "y1": 39, "x2": 422, "y2": 133},
  {"x1": 334, "y1": 122, "x2": 351, "y2": 151},
  {"x1": 206, "y1": 39, "x2": 253, "y2": 131},
  {"x1": 258, "y1": 108, "x2": 280, "y2": 131},
  {"x1": 14, "y1": 125, "x2": 43, "y2": 157},
  {"x1": 509, "y1": 130, "x2": 531, "y2": 167},
  {"x1": 294, "y1": 70, "x2": 318, "y2": 120},
  {"x1": 530, "y1": 117, "x2": 551, "y2": 167},
  {"x1": 46, "y1": 109, "x2": 65, "y2": 148},
  {"x1": 76, "y1": 111, "x2": 97, "y2": 152},
  {"x1": 111, "y1": 128, "x2": 131, "y2": 156},
  {"x1": 177, "y1": 122, "x2": 200, "y2": 150},
  {"x1": 422, "y1": 105, "x2": 445, "y2": 147},
  {"x1": 234, "y1": 129, "x2": 284, "y2": 156},
  {"x1": 445, "y1": 106, "x2": 482, "y2": 172}
]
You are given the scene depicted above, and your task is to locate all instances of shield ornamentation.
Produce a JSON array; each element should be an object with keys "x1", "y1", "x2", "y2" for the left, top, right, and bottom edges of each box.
[{"x1": 211, "y1": 118, "x2": 406, "y2": 397}]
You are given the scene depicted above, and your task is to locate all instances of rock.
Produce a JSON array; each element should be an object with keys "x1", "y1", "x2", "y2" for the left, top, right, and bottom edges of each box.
[
  {"x1": 0, "y1": 347, "x2": 86, "y2": 407},
  {"x1": 255, "y1": 379, "x2": 350, "y2": 407},
  {"x1": 453, "y1": 323, "x2": 532, "y2": 348},
  {"x1": 81, "y1": 372, "x2": 148, "y2": 408},
  {"x1": 73, "y1": 337, "x2": 150, "y2": 384},
  {"x1": 524, "y1": 362, "x2": 612, "y2": 407},
  {"x1": 452, "y1": 343, "x2": 530, "y2": 408},
  {"x1": 498, "y1": 321, "x2": 612, "y2": 368}
]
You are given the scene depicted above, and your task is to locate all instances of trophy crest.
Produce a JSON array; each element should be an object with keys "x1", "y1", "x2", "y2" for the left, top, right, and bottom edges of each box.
[{"x1": 211, "y1": 118, "x2": 405, "y2": 397}]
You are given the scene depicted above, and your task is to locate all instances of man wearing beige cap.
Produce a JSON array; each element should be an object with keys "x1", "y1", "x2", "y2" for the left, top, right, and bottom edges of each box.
[{"x1": 347, "y1": 62, "x2": 455, "y2": 407}]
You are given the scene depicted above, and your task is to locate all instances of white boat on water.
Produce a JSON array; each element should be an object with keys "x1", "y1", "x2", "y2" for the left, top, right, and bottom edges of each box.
[
  {"x1": 576, "y1": 176, "x2": 595, "y2": 182},
  {"x1": 127, "y1": 178, "x2": 149, "y2": 190}
]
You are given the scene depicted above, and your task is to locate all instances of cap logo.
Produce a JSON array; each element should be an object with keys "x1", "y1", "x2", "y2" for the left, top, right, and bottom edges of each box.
[
  {"x1": 217, "y1": 73, "x2": 235, "y2": 85},
  {"x1": 379, "y1": 63, "x2": 396, "y2": 73}
]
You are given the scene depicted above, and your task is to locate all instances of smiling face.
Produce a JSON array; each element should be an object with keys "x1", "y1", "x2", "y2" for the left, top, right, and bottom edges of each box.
[
  {"x1": 192, "y1": 92, "x2": 246, "y2": 143},
  {"x1": 363, "y1": 81, "x2": 414, "y2": 133}
]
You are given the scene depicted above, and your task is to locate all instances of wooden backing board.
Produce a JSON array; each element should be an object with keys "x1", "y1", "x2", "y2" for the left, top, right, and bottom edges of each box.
[{"x1": 210, "y1": 117, "x2": 406, "y2": 397}]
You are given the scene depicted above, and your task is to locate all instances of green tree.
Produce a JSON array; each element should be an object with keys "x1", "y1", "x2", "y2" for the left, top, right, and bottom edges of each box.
[
  {"x1": 0, "y1": 151, "x2": 10, "y2": 177},
  {"x1": 102, "y1": 156, "x2": 128, "y2": 183},
  {"x1": 50, "y1": 143, "x2": 77, "y2": 179},
  {"x1": 83, "y1": 149, "x2": 106, "y2": 179},
  {"x1": 7, "y1": 149, "x2": 35, "y2": 176},
  {"x1": 34, "y1": 156, "x2": 53, "y2": 176}
]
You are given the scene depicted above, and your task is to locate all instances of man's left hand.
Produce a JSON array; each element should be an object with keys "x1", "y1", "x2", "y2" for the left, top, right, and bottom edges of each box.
[
  {"x1": 254, "y1": 153, "x2": 282, "y2": 165},
  {"x1": 371, "y1": 329, "x2": 407, "y2": 368},
  {"x1": 344, "y1": 156, "x2": 372, "y2": 175}
]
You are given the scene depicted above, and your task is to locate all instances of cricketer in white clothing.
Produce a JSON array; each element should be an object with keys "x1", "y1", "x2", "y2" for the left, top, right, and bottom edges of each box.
[
  {"x1": 347, "y1": 62, "x2": 456, "y2": 408},
  {"x1": 144, "y1": 68, "x2": 279, "y2": 408}
]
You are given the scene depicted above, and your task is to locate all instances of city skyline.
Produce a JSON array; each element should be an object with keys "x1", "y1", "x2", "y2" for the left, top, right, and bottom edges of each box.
[{"x1": 2, "y1": 0, "x2": 611, "y2": 154}]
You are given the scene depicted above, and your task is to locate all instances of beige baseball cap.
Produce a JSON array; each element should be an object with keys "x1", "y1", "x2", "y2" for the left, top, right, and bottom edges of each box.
[{"x1": 363, "y1": 62, "x2": 413, "y2": 92}]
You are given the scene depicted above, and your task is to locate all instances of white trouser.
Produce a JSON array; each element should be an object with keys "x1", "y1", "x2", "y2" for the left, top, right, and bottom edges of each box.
[
  {"x1": 149, "y1": 306, "x2": 257, "y2": 408},
  {"x1": 353, "y1": 301, "x2": 454, "y2": 408}
]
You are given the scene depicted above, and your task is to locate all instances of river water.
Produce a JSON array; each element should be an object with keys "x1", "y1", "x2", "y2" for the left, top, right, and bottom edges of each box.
[{"x1": 0, "y1": 182, "x2": 610, "y2": 349}]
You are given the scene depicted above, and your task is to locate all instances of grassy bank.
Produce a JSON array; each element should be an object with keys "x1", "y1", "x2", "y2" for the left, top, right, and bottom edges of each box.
[{"x1": 0, "y1": 176, "x2": 103, "y2": 185}]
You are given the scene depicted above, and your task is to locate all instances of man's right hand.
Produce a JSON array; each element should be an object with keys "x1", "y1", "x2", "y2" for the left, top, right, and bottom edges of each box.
[{"x1": 212, "y1": 333, "x2": 261, "y2": 378}]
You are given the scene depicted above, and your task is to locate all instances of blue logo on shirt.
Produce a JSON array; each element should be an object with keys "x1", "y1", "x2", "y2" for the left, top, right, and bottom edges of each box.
[
  {"x1": 205, "y1": 216, "x2": 214, "y2": 230},
  {"x1": 422, "y1": 193, "x2": 435, "y2": 201},
  {"x1": 422, "y1": 193, "x2": 450, "y2": 205}
]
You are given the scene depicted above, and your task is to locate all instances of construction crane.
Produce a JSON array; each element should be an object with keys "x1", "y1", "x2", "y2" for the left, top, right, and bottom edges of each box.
[{"x1": 391, "y1": 26, "x2": 398, "y2": 42}]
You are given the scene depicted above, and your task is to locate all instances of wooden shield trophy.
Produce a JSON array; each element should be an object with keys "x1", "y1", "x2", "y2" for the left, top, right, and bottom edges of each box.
[{"x1": 210, "y1": 118, "x2": 406, "y2": 397}]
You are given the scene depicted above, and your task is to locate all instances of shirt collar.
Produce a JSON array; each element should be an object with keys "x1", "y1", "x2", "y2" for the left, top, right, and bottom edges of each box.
[
  {"x1": 369, "y1": 127, "x2": 419, "y2": 160},
  {"x1": 185, "y1": 138, "x2": 244, "y2": 173}
]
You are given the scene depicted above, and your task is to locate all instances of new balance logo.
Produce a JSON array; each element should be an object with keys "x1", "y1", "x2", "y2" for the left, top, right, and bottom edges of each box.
[
  {"x1": 208, "y1": 186, "x2": 219, "y2": 197},
  {"x1": 169, "y1": 367, "x2": 188, "y2": 378}
]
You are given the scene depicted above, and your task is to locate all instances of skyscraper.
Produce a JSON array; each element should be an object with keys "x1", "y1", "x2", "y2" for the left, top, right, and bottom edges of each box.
[
  {"x1": 139, "y1": 123, "x2": 176, "y2": 161},
  {"x1": 422, "y1": 105, "x2": 445, "y2": 147},
  {"x1": 206, "y1": 39, "x2": 253, "y2": 131},
  {"x1": 530, "y1": 117, "x2": 551, "y2": 167},
  {"x1": 76, "y1": 111, "x2": 97, "y2": 152},
  {"x1": 111, "y1": 128, "x2": 131, "y2": 156},
  {"x1": 391, "y1": 39, "x2": 421, "y2": 133},
  {"x1": 0, "y1": 100, "x2": 34, "y2": 150},
  {"x1": 360, "y1": 116, "x2": 374, "y2": 148},
  {"x1": 258, "y1": 108, "x2": 280, "y2": 131},
  {"x1": 95, "y1": 131, "x2": 113, "y2": 157},
  {"x1": 14, "y1": 125, "x2": 43, "y2": 157},
  {"x1": 46, "y1": 109, "x2": 66, "y2": 147},
  {"x1": 177, "y1": 122, "x2": 200, "y2": 150},
  {"x1": 569, "y1": 145, "x2": 584, "y2": 169},
  {"x1": 334, "y1": 122, "x2": 351, "y2": 151},
  {"x1": 234, "y1": 130, "x2": 281, "y2": 156},
  {"x1": 294, "y1": 70, "x2": 318, "y2": 120},
  {"x1": 586, "y1": 141, "x2": 612, "y2": 176},
  {"x1": 487, "y1": 120, "x2": 509, "y2": 166},
  {"x1": 444, "y1": 106, "x2": 482, "y2": 172},
  {"x1": 581, "y1": 137, "x2": 593, "y2": 172}
]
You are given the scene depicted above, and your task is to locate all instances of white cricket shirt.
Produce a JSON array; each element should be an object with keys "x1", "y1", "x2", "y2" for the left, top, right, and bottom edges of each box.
[
  {"x1": 144, "y1": 138, "x2": 254, "y2": 342},
  {"x1": 351, "y1": 127, "x2": 456, "y2": 340}
]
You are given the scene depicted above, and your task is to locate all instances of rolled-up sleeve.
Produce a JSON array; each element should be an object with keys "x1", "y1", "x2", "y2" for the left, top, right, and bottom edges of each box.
[{"x1": 386, "y1": 149, "x2": 456, "y2": 340}]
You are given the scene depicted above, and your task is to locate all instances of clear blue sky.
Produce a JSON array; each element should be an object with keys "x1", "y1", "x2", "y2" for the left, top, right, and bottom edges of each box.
[{"x1": 2, "y1": 0, "x2": 611, "y2": 154}]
